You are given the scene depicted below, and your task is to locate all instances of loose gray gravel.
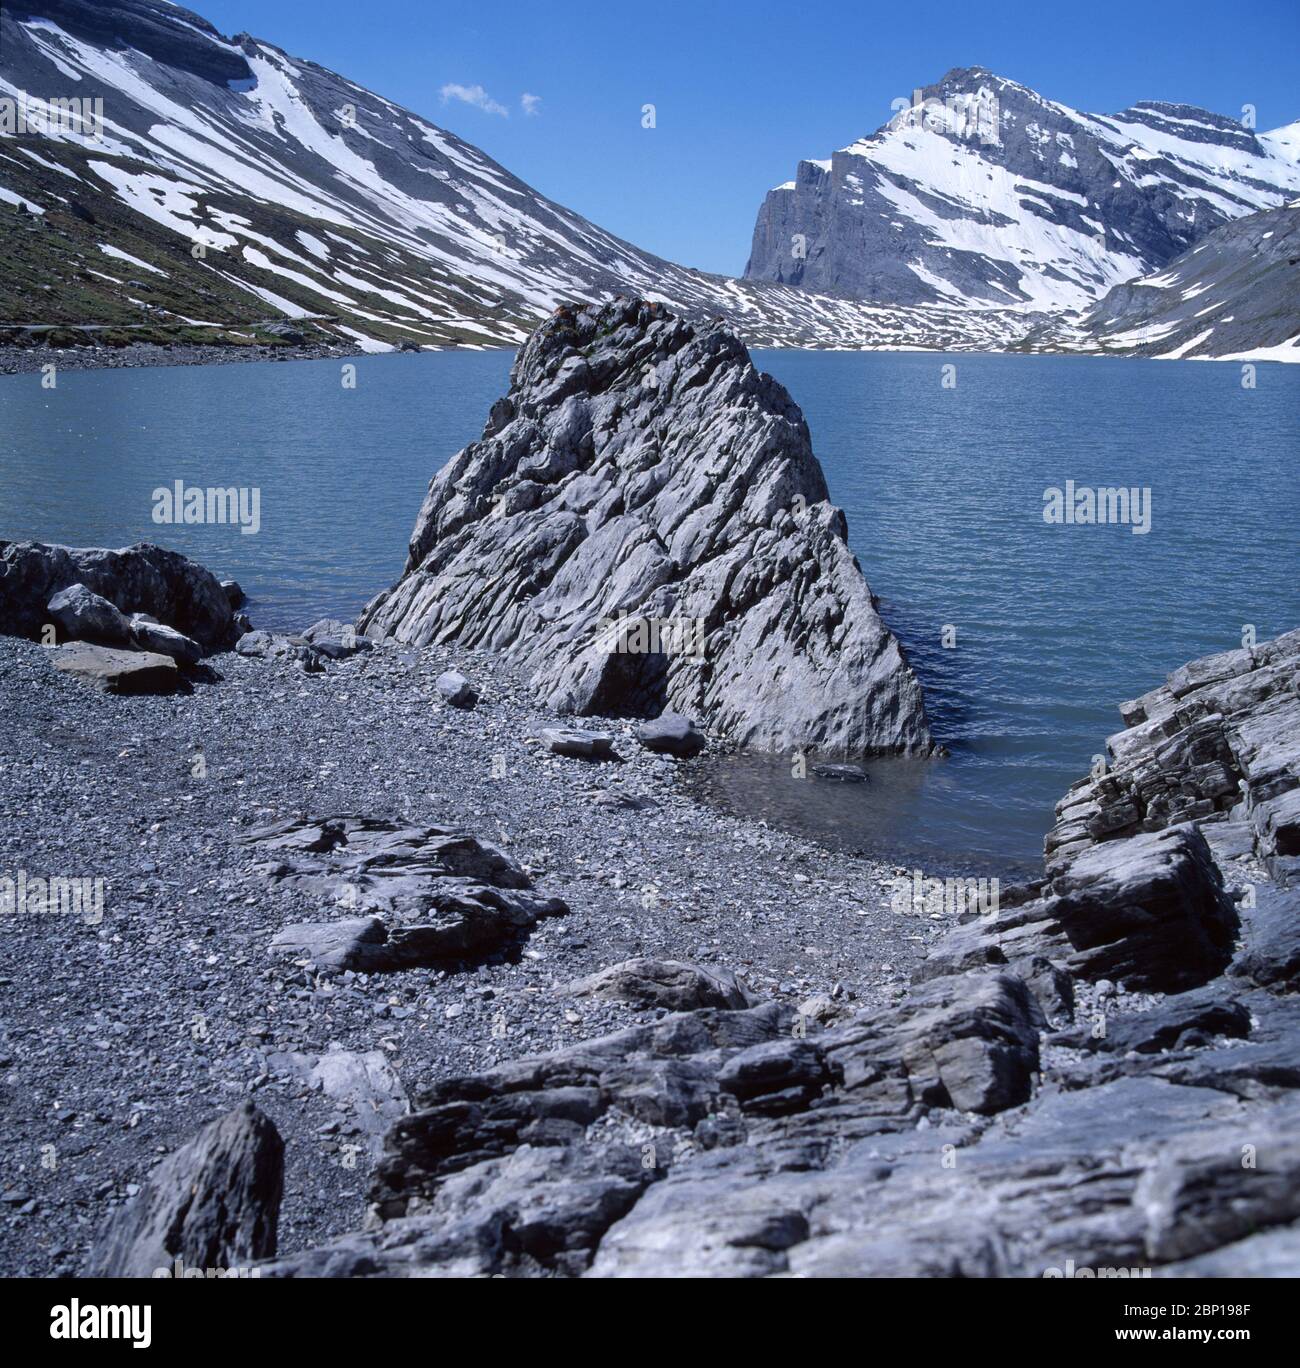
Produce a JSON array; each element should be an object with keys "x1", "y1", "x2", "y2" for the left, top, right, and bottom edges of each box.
[{"x1": 0, "y1": 632, "x2": 952, "y2": 1276}]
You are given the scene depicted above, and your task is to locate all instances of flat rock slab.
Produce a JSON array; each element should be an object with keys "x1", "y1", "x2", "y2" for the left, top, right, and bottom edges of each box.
[
  {"x1": 88, "y1": 1103, "x2": 283, "y2": 1277},
  {"x1": 542, "y1": 727, "x2": 616, "y2": 759},
  {"x1": 1230, "y1": 882, "x2": 1300, "y2": 992},
  {"x1": 1051, "y1": 989, "x2": 1251, "y2": 1055},
  {"x1": 250, "y1": 816, "x2": 567, "y2": 969},
  {"x1": 268, "y1": 1047, "x2": 408, "y2": 1149},
  {"x1": 562, "y1": 957, "x2": 749, "y2": 1011},
  {"x1": 51, "y1": 641, "x2": 183, "y2": 695}
]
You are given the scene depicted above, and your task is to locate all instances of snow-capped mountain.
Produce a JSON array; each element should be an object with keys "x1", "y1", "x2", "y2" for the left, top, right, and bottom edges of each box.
[
  {"x1": 746, "y1": 67, "x2": 1300, "y2": 314},
  {"x1": 0, "y1": 0, "x2": 1022, "y2": 353},
  {"x1": 1021, "y1": 199, "x2": 1300, "y2": 362}
]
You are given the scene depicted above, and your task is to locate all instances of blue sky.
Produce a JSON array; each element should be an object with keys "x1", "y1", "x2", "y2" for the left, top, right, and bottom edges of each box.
[{"x1": 195, "y1": 0, "x2": 1300, "y2": 276}]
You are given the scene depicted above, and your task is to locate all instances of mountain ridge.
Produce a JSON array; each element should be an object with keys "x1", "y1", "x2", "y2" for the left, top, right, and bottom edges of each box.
[
  {"x1": 0, "y1": 0, "x2": 1022, "y2": 354},
  {"x1": 1, "y1": 5, "x2": 1296, "y2": 360},
  {"x1": 745, "y1": 65, "x2": 1300, "y2": 315}
]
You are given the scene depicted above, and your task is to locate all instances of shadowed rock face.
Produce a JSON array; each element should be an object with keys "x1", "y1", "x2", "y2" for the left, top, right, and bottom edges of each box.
[
  {"x1": 359, "y1": 299, "x2": 933, "y2": 759},
  {"x1": 88, "y1": 1103, "x2": 283, "y2": 1277},
  {"x1": 7, "y1": 1, "x2": 254, "y2": 86}
]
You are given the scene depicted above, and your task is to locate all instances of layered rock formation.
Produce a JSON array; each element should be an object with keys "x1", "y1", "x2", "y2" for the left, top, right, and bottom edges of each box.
[
  {"x1": 1045, "y1": 630, "x2": 1300, "y2": 880},
  {"x1": 359, "y1": 300, "x2": 933, "y2": 758},
  {"x1": 89, "y1": 1103, "x2": 283, "y2": 1276},
  {"x1": 247, "y1": 816, "x2": 568, "y2": 970}
]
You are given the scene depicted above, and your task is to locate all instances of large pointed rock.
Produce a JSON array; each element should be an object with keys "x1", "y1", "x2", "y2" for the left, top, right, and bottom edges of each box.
[
  {"x1": 358, "y1": 299, "x2": 932, "y2": 758},
  {"x1": 87, "y1": 1103, "x2": 284, "y2": 1277}
]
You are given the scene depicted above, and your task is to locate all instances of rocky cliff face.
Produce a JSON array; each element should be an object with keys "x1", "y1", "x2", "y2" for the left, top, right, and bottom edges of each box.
[
  {"x1": 358, "y1": 299, "x2": 933, "y2": 758},
  {"x1": 746, "y1": 67, "x2": 1300, "y2": 313}
]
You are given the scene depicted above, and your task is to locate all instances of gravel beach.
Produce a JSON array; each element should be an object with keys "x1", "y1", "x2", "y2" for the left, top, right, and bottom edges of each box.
[{"x1": 0, "y1": 632, "x2": 939, "y2": 1276}]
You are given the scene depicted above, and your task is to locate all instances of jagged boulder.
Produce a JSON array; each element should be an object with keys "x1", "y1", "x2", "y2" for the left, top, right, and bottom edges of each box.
[
  {"x1": 249, "y1": 817, "x2": 567, "y2": 968},
  {"x1": 1046, "y1": 824, "x2": 1239, "y2": 992},
  {"x1": 88, "y1": 1103, "x2": 283, "y2": 1277},
  {"x1": 358, "y1": 299, "x2": 932, "y2": 759},
  {"x1": 1045, "y1": 628, "x2": 1300, "y2": 875},
  {"x1": 0, "y1": 540, "x2": 237, "y2": 654}
]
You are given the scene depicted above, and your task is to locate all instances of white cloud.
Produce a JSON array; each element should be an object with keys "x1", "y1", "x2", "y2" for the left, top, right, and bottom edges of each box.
[
  {"x1": 521, "y1": 92, "x2": 542, "y2": 117},
  {"x1": 439, "y1": 83, "x2": 509, "y2": 118}
]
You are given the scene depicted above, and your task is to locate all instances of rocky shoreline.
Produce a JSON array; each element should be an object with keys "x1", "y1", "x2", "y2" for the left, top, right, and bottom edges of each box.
[
  {"x1": 0, "y1": 629, "x2": 933, "y2": 1277},
  {"x1": 0, "y1": 340, "x2": 368, "y2": 378},
  {"x1": 5, "y1": 618, "x2": 1296, "y2": 1277}
]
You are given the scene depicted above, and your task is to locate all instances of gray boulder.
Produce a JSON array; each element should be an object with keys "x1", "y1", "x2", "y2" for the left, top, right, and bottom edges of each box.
[
  {"x1": 129, "y1": 614, "x2": 203, "y2": 664},
  {"x1": 635, "y1": 712, "x2": 705, "y2": 757},
  {"x1": 88, "y1": 1103, "x2": 283, "y2": 1277},
  {"x1": 301, "y1": 618, "x2": 375, "y2": 658},
  {"x1": 46, "y1": 583, "x2": 132, "y2": 645},
  {"x1": 436, "y1": 670, "x2": 477, "y2": 708},
  {"x1": 0, "y1": 540, "x2": 236, "y2": 652},
  {"x1": 1046, "y1": 824, "x2": 1239, "y2": 992},
  {"x1": 357, "y1": 299, "x2": 932, "y2": 759},
  {"x1": 562, "y1": 958, "x2": 749, "y2": 1011}
]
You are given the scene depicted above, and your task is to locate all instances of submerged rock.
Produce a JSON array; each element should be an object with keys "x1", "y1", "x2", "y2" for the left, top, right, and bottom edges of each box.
[
  {"x1": 813, "y1": 762, "x2": 868, "y2": 782},
  {"x1": 358, "y1": 299, "x2": 932, "y2": 759}
]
